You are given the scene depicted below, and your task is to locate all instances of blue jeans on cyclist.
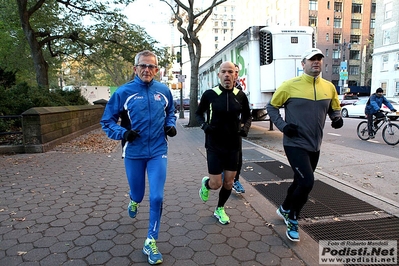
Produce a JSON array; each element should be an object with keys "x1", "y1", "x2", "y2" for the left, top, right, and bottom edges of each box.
[{"x1": 367, "y1": 111, "x2": 384, "y2": 138}]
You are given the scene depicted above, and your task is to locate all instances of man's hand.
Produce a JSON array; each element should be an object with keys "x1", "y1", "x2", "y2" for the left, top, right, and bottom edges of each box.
[
  {"x1": 239, "y1": 127, "x2": 248, "y2": 137},
  {"x1": 283, "y1": 124, "x2": 299, "y2": 138},
  {"x1": 123, "y1": 130, "x2": 140, "y2": 142},
  {"x1": 331, "y1": 117, "x2": 343, "y2": 129},
  {"x1": 201, "y1": 123, "x2": 214, "y2": 134},
  {"x1": 165, "y1": 126, "x2": 177, "y2": 137}
]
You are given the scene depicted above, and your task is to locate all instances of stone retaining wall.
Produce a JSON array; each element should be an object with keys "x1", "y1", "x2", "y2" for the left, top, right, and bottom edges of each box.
[{"x1": 1, "y1": 105, "x2": 104, "y2": 154}]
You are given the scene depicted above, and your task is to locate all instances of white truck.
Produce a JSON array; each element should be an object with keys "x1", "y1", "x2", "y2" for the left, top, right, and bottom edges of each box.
[{"x1": 198, "y1": 26, "x2": 315, "y2": 120}]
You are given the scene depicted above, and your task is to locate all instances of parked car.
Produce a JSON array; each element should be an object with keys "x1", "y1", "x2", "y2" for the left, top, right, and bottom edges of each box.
[
  {"x1": 338, "y1": 94, "x2": 359, "y2": 107},
  {"x1": 174, "y1": 98, "x2": 190, "y2": 112},
  {"x1": 341, "y1": 98, "x2": 399, "y2": 120}
]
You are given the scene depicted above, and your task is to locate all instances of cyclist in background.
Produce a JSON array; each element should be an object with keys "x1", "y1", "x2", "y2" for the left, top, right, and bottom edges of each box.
[{"x1": 365, "y1": 88, "x2": 397, "y2": 139}]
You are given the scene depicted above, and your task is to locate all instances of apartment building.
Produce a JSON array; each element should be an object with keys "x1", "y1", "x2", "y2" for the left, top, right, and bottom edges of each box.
[
  {"x1": 199, "y1": 0, "x2": 376, "y2": 95},
  {"x1": 371, "y1": 0, "x2": 399, "y2": 97},
  {"x1": 310, "y1": 0, "x2": 375, "y2": 94}
]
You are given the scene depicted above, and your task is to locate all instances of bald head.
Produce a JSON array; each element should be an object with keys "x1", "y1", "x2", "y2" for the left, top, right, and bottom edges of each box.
[{"x1": 218, "y1": 61, "x2": 236, "y2": 90}]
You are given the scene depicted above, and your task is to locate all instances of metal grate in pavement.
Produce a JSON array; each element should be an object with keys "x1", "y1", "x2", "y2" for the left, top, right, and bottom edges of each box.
[
  {"x1": 241, "y1": 162, "x2": 282, "y2": 182},
  {"x1": 253, "y1": 180, "x2": 381, "y2": 219},
  {"x1": 301, "y1": 216, "x2": 399, "y2": 241},
  {"x1": 242, "y1": 148, "x2": 274, "y2": 162},
  {"x1": 254, "y1": 161, "x2": 293, "y2": 180}
]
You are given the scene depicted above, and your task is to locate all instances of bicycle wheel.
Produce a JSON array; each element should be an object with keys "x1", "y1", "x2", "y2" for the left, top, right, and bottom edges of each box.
[
  {"x1": 357, "y1": 121, "x2": 370, "y2": 140},
  {"x1": 382, "y1": 123, "x2": 399, "y2": 145}
]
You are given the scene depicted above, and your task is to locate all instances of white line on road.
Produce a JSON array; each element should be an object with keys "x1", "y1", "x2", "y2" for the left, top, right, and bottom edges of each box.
[{"x1": 327, "y1": 133, "x2": 341, "y2": 136}]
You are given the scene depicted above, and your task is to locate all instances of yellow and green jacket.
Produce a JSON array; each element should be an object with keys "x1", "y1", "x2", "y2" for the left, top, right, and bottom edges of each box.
[{"x1": 266, "y1": 73, "x2": 341, "y2": 152}]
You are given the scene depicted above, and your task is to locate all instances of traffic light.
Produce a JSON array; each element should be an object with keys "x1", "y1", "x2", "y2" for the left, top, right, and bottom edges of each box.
[{"x1": 176, "y1": 52, "x2": 181, "y2": 63}]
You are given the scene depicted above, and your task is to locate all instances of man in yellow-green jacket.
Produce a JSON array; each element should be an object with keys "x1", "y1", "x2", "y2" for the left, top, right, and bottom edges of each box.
[{"x1": 266, "y1": 48, "x2": 343, "y2": 242}]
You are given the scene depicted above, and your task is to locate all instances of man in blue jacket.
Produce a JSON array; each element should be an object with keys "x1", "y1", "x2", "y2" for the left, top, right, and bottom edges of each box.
[
  {"x1": 101, "y1": 50, "x2": 176, "y2": 265},
  {"x1": 365, "y1": 88, "x2": 397, "y2": 139}
]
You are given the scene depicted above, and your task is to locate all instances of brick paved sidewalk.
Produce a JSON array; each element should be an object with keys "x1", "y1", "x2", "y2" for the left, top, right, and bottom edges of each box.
[{"x1": 0, "y1": 117, "x2": 305, "y2": 266}]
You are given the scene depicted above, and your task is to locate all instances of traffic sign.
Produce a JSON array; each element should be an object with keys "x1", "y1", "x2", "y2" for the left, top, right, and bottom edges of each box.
[
  {"x1": 175, "y1": 75, "x2": 187, "y2": 78},
  {"x1": 340, "y1": 71, "x2": 348, "y2": 80}
]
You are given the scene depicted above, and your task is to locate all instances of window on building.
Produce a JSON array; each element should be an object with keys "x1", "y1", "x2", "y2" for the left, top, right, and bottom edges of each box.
[
  {"x1": 325, "y1": 64, "x2": 328, "y2": 72},
  {"x1": 396, "y1": 53, "x2": 399, "y2": 61},
  {"x1": 349, "y1": 50, "x2": 360, "y2": 60},
  {"x1": 385, "y1": 2, "x2": 392, "y2": 19},
  {"x1": 352, "y1": 4, "x2": 362, "y2": 13},
  {"x1": 332, "y1": 65, "x2": 340, "y2": 74},
  {"x1": 223, "y1": 21, "x2": 227, "y2": 27},
  {"x1": 215, "y1": 36, "x2": 218, "y2": 41},
  {"x1": 231, "y1": 22, "x2": 234, "y2": 28},
  {"x1": 380, "y1": 82, "x2": 387, "y2": 91},
  {"x1": 333, "y1": 34, "x2": 341, "y2": 44},
  {"x1": 223, "y1": 29, "x2": 227, "y2": 34},
  {"x1": 334, "y1": 2, "x2": 342, "y2": 12},
  {"x1": 332, "y1": 49, "x2": 341, "y2": 59},
  {"x1": 309, "y1": 0, "x2": 318, "y2": 10},
  {"x1": 350, "y1": 35, "x2": 360, "y2": 44},
  {"x1": 383, "y1": 30, "x2": 390, "y2": 45},
  {"x1": 371, "y1": 3, "x2": 376, "y2": 13},
  {"x1": 395, "y1": 81, "x2": 399, "y2": 93},
  {"x1": 351, "y1": 19, "x2": 361, "y2": 29},
  {"x1": 327, "y1": 1, "x2": 330, "y2": 9},
  {"x1": 370, "y1": 19, "x2": 375, "y2": 29},
  {"x1": 326, "y1": 49, "x2": 329, "y2": 57},
  {"x1": 327, "y1": 17, "x2": 330, "y2": 26},
  {"x1": 334, "y1": 18, "x2": 342, "y2": 28},
  {"x1": 349, "y1": 66, "x2": 359, "y2": 75},
  {"x1": 309, "y1": 17, "x2": 317, "y2": 27},
  {"x1": 382, "y1": 55, "x2": 389, "y2": 71},
  {"x1": 326, "y1": 33, "x2": 329, "y2": 41},
  {"x1": 214, "y1": 29, "x2": 218, "y2": 34}
]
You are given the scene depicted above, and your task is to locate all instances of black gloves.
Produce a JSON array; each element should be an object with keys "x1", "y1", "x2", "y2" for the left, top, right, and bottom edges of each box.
[
  {"x1": 201, "y1": 123, "x2": 214, "y2": 134},
  {"x1": 283, "y1": 124, "x2": 299, "y2": 138},
  {"x1": 123, "y1": 130, "x2": 140, "y2": 142},
  {"x1": 331, "y1": 117, "x2": 344, "y2": 129},
  {"x1": 239, "y1": 127, "x2": 248, "y2": 137},
  {"x1": 165, "y1": 126, "x2": 177, "y2": 137},
  {"x1": 391, "y1": 109, "x2": 397, "y2": 112}
]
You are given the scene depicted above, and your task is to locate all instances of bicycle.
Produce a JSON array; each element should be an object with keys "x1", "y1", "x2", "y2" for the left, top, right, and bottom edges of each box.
[{"x1": 357, "y1": 111, "x2": 399, "y2": 145}]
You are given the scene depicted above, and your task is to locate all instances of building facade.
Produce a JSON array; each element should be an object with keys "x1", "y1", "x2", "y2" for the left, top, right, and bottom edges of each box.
[{"x1": 371, "y1": 0, "x2": 399, "y2": 97}]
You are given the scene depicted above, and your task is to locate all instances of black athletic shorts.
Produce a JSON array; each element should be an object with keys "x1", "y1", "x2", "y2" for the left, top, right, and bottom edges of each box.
[{"x1": 206, "y1": 149, "x2": 239, "y2": 175}]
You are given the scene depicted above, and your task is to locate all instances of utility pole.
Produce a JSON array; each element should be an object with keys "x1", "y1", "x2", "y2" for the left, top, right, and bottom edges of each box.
[{"x1": 339, "y1": 39, "x2": 350, "y2": 94}]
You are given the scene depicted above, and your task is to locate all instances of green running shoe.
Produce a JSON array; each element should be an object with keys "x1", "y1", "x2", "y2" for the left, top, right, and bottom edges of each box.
[
  {"x1": 214, "y1": 207, "x2": 230, "y2": 224},
  {"x1": 199, "y1": 176, "x2": 210, "y2": 202},
  {"x1": 127, "y1": 200, "x2": 139, "y2": 218}
]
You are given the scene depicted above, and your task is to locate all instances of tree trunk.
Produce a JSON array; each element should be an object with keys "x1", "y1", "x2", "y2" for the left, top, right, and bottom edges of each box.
[{"x1": 17, "y1": 0, "x2": 49, "y2": 89}]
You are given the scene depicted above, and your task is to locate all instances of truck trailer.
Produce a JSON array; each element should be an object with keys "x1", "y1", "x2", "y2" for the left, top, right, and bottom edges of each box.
[{"x1": 198, "y1": 26, "x2": 315, "y2": 120}]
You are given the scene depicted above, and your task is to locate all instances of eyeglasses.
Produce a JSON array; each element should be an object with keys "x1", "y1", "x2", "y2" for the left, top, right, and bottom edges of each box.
[{"x1": 136, "y1": 64, "x2": 158, "y2": 70}]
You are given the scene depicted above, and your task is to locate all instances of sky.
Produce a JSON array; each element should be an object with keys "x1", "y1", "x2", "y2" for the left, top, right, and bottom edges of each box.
[{"x1": 122, "y1": 0, "x2": 179, "y2": 46}]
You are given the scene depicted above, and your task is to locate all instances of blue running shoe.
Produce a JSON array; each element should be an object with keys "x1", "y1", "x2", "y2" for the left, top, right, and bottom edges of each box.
[
  {"x1": 127, "y1": 200, "x2": 138, "y2": 218},
  {"x1": 142, "y1": 237, "x2": 163, "y2": 265},
  {"x1": 286, "y1": 219, "x2": 300, "y2": 242},
  {"x1": 276, "y1": 206, "x2": 289, "y2": 225},
  {"x1": 232, "y1": 180, "x2": 245, "y2": 193}
]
